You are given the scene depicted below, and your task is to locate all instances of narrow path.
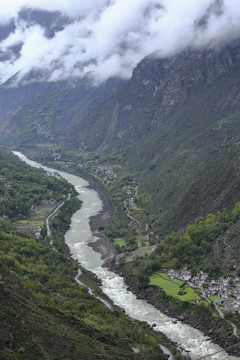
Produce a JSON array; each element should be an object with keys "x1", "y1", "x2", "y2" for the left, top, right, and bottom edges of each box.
[
  {"x1": 124, "y1": 199, "x2": 141, "y2": 225},
  {"x1": 75, "y1": 269, "x2": 113, "y2": 310},
  {"x1": 46, "y1": 201, "x2": 65, "y2": 237},
  {"x1": 199, "y1": 288, "x2": 239, "y2": 338},
  {"x1": 46, "y1": 194, "x2": 71, "y2": 251}
]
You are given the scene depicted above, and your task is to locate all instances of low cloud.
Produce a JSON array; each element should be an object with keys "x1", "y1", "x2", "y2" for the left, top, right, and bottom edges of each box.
[{"x1": 0, "y1": 0, "x2": 240, "y2": 86}]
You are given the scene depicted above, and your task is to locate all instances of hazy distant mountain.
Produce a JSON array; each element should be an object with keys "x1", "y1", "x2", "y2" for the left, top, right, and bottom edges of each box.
[{"x1": 0, "y1": 8, "x2": 124, "y2": 142}]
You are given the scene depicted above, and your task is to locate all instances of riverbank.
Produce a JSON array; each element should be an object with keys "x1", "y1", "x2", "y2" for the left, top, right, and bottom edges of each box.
[
  {"x1": 76, "y1": 172, "x2": 118, "y2": 261},
  {"x1": 105, "y1": 258, "x2": 240, "y2": 357}
]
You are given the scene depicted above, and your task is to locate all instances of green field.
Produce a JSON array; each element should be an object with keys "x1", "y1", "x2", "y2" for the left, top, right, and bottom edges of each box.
[
  {"x1": 138, "y1": 241, "x2": 150, "y2": 248},
  {"x1": 149, "y1": 272, "x2": 202, "y2": 302},
  {"x1": 14, "y1": 205, "x2": 55, "y2": 234},
  {"x1": 209, "y1": 295, "x2": 220, "y2": 302},
  {"x1": 115, "y1": 239, "x2": 126, "y2": 247}
]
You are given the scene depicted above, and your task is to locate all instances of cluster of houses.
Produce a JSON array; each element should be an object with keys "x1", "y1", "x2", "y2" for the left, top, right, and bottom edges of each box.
[
  {"x1": 123, "y1": 180, "x2": 137, "y2": 199},
  {"x1": 94, "y1": 166, "x2": 117, "y2": 183},
  {"x1": 207, "y1": 277, "x2": 240, "y2": 313},
  {"x1": 52, "y1": 152, "x2": 61, "y2": 161},
  {"x1": 4, "y1": 182, "x2": 12, "y2": 188},
  {"x1": 31, "y1": 223, "x2": 41, "y2": 238},
  {"x1": 167, "y1": 268, "x2": 240, "y2": 314},
  {"x1": 35, "y1": 121, "x2": 51, "y2": 138},
  {"x1": 30, "y1": 198, "x2": 57, "y2": 212}
]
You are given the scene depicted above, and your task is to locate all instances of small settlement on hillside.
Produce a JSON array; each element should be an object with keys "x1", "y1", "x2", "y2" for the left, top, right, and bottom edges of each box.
[{"x1": 167, "y1": 268, "x2": 240, "y2": 314}]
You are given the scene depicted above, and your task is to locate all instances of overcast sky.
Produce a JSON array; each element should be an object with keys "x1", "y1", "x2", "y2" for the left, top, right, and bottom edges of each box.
[{"x1": 0, "y1": 0, "x2": 240, "y2": 85}]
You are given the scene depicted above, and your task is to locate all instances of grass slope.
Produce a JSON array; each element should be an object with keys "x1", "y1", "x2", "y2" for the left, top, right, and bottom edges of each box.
[
  {"x1": 0, "y1": 265, "x2": 145, "y2": 360},
  {"x1": 149, "y1": 272, "x2": 202, "y2": 303}
]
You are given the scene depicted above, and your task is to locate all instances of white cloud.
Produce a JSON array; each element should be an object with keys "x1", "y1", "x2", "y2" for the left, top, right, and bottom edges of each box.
[
  {"x1": 0, "y1": 0, "x2": 108, "y2": 23},
  {"x1": 0, "y1": 0, "x2": 240, "y2": 85}
]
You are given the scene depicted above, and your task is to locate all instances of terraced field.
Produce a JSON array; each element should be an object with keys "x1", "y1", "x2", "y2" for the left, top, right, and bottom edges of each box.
[{"x1": 13, "y1": 204, "x2": 56, "y2": 235}]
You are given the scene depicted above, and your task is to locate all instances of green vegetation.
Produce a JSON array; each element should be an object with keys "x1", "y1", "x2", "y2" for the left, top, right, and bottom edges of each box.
[
  {"x1": 0, "y1": 219, "x2": 161, "y2": 352},
  {"x1": 149, "y1": 272, "x2": 202, "y2": 302},
  {"x1": 209, "y1": 295, "x2": 220, "y2": 302},
  {"x1": 105, "y1": 219, "x2": 137, "y2": 251},
  {"x1": 2, "y1": 43, "x2": 240, "y2": 355},
  {"x1": 155, "y1": 204, "x2": 240, "y2": 275},
  {"x1": 0, "y1": 147, "x2": 72, "y2": 220},
  {"x1": 114, "y1": 239, "x2": 126, "y2": 248},
  {"x1": 0, "y1": 147, "x2": 173, "y2": 359},
  {"x1": 0, "y1": 265, "x2": 138, "y2": 360}
]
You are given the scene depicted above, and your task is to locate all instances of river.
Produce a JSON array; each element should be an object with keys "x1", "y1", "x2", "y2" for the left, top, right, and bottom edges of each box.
[{"x1": 14, "y1": 151, "x2": 240, "y2": 360}]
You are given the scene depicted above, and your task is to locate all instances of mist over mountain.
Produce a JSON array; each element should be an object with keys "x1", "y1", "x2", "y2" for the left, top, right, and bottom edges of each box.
[{"x1": 0, "y1": 0, "x2": 240, "y2": 86}]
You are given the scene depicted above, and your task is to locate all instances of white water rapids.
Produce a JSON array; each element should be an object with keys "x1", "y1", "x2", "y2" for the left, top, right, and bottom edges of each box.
[{"x1": 14, "y1": 151, "x2": 240, "y2": 360}]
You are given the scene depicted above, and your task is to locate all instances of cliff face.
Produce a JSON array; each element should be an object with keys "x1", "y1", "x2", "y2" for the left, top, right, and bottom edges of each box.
[{"x1": 70, "y1": 42, "x2": 240, "y2": 153}]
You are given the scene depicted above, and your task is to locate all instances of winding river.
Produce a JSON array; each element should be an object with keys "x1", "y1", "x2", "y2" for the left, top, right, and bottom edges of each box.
[{"x1": 14, "y1": 151, "x2": 240, "y2": 360}]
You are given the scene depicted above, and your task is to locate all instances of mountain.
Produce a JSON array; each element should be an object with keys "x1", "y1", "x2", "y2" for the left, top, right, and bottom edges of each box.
[
  {"x1": 2, "y1": 38, "x2": 240, "y2": 233},
  {"x1": 0, "y1": 77, "x2": 123, "y2": 149},
  {"x1": 66, "y1": 41, "x2": 240, "y2": 232},
  {"x1": 0, "y1": 8, "x2": 73, "y2": 123},
  {"x1": 0, "y1": 7, "x2": 124, "y2": 143},
  {"x1": 69, "y1": 42, "x2": 240, "y2": 152}
]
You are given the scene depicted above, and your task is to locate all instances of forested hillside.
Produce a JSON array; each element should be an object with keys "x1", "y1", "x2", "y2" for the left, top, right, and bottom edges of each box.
[
  {"x1": 0, "y1": 147, "x2": 72, "y2": 219},
  {"x1": 0, "y1": 147, "x2": 171, "y2": 360}
]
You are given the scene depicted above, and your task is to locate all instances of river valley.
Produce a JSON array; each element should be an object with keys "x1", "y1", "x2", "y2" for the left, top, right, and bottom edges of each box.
[{"x1": 14, "y1": 151, "x2": 240, "y2": 360}]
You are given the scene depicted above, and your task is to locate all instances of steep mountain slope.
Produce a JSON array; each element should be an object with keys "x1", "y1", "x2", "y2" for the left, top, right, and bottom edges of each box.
[
  {"x1": 0, "y1": 8, "x2": 72, "y2": 123},
  {"x1": 70, "y1": 42, "x2": 240, "y2": 152},
  {"x1": 0, "y1": 265, "x2": 151, "y2": 360},
  {"x1": 66, "y1": 41, "x2": 240, "y2": 231},
  {"x1": 0, "y1": 7, "x2": 124, "y2": 142},
  {"x1": 0, "y1": 79, "x2": 67, "y2": 124},
  {"x1": 0, "y1": 77, "x2": 124, "y2": 149},
  {"x1": 2, "y1": 41, "x2": 240, "y2": 233}
]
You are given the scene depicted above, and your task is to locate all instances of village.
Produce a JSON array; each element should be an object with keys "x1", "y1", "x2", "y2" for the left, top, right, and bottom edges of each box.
[
  {"x1": 167, "y1": 268, "x2": 240, "y2": 314},
  {"x1": 93, "y1": 166, "x2": 118, "y2": 184},
  {"x1": 89, "y1": 166, "x2": 240, "y2": 317}
]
